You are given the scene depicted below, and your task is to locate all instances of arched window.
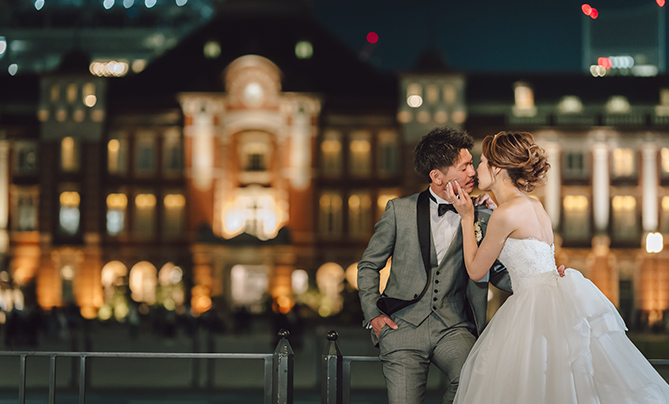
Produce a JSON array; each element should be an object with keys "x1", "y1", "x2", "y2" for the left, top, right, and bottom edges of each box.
[
  {"x1": 129, "y1": 261, "x2": 157, "y2": 305},
  {"x1": 316, "y1": 263, "x2": 345, "y2": 316}
]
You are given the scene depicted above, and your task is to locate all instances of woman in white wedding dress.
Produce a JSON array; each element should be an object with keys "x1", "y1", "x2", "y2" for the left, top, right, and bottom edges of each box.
[{"x1": 445, "y1": 131, "x2": 669, "y2": 404}]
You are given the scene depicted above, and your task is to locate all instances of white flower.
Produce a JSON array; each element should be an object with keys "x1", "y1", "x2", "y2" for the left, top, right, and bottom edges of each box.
[{"x1": 474, "y1": 221, "x2": 483, "y2": 243}]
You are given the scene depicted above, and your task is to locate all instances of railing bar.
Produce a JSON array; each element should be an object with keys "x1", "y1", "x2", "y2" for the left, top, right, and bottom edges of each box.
[
  {"x1": 48, "y1": 356, "x2": 56, "y2": 404},
  {"x1": 342, "y1": 358, "x2": 352, "y2": 404},
  {"x1": 263, "y1": 356, "x2": 273, "y2": 404},
  {"x1": 0, "y1": 351, "x2": 272, "y2": 360},
  {"x1": 649, "y1": 359, "x2": 669, "y2": 365},
  {"x1": 342, "y1": 356, "x2": 380, "y2": 362},
  {"x1": 18, "y1": 355, "x2": 26, "y2": 404},
  {"x1": 78, "y1": 356, "x2": 86, "y2": 404}
]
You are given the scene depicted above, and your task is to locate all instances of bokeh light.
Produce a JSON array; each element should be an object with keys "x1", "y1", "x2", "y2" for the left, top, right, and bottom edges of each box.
[{"x1": 366, "y1": 31, "x2": 378, "y2": 44}]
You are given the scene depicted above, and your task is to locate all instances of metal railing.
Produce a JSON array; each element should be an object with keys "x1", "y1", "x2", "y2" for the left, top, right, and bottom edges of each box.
[
  {"x1": 320, "y1": 329, "x2": 669, "y2": 404},
  {"x1": 0, "y1": 329, "x2": 294, "y2": 404}
]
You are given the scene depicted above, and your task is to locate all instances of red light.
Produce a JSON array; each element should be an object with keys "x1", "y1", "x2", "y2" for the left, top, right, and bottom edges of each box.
[
  {"x1": 581, "y1": 4, "x2": 592, "y2": 15},
  {"x1": 590, "y1": 8, "x2": 598, "y2": 19},
  {"x1": 366, "y1": 32, "x2": 379, "y2": 44},
  {"x1": 598, "y1": 57, "x2": 611, "y2": 69},
  {"x1": 658, "y1": 0, "x2": 665, "y2": 7}
]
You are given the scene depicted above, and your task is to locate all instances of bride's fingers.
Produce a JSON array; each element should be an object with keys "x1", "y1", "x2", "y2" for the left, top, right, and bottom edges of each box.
[{"x1": 445, "y1": 182, "x2": 456, "y2": 200}]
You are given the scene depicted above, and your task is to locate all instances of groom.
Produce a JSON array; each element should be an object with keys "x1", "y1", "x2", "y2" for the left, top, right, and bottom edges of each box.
[{"x1": 357, "y1": 127, "x2": 512, "y2": 404}]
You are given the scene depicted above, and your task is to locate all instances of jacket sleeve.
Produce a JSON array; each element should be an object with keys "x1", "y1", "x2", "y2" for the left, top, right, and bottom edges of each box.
[{"x1": 357, "y1": 199, "x2": 397, "y2": 326}]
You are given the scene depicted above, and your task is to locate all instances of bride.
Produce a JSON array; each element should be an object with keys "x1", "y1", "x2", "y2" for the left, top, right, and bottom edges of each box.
[{"x1": 445, "y1": 131, "x2": 669, "y2": 403}]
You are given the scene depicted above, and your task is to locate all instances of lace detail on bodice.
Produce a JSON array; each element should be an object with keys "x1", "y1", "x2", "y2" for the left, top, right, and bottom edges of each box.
[{"x1": 498, "y1": 238, "x2": 558, "y2": 292}]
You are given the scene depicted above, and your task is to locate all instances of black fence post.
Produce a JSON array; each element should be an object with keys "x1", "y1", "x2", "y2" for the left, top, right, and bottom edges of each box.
[
  {"x1": 321, "y1": 330, "x2": 342, "y2": 404},
  {"x1": 271, "y1": 329, "x2": 294, "y2": 404}
]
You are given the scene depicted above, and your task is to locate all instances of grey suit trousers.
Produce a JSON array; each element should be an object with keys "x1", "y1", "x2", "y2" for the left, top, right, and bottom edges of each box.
[{"x1": 378, "y1": 312, "x2": 476, "y2": 404}]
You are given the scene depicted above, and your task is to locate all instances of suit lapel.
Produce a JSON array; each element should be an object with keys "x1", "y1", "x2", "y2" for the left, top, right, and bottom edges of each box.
[{"x1": 417, "y1": 189, "x2": 431, "y2": 276}]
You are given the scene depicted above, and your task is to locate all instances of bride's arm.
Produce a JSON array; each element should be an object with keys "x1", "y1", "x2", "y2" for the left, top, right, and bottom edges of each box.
[{"x1": 447, "y1": 182, "x2": 514, "y2": 281}]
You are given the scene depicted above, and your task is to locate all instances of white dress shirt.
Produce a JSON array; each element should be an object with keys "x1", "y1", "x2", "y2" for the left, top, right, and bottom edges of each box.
[{"x1": 429, "y1": 187, "x2": 460, "y2": 265}]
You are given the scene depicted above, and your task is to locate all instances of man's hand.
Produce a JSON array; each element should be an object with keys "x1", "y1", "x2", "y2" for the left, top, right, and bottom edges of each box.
[
  {"x1": 370, "y1": 314, "x2": 398, "y2": 339},
  {"x1": 473, "y1": 193, "x2": 498, "y2": 210},
  {"x1": 557, "y1": 265, "x2": 566, "y2": 277}
]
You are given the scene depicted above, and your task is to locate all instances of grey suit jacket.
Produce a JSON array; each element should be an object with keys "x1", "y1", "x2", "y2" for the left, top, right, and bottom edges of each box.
[{"x1": 358, "y1": 189, "x2": 512, "y2": 338}]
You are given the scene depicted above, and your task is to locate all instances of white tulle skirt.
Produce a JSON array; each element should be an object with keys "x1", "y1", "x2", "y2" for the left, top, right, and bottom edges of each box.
[{"x1": 454, "y1": 269, "x2": 669, "y2": 404}]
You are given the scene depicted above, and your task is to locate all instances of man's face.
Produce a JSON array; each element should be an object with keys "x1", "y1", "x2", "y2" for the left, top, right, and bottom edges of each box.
[{"x1": 440, "y1": 149, "x2": 477, "y2": 194}]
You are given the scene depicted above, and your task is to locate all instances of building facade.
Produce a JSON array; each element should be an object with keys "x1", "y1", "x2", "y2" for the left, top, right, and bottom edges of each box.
[{"x1": 0, "y1": 1, "x2": 668, "y2": 331}]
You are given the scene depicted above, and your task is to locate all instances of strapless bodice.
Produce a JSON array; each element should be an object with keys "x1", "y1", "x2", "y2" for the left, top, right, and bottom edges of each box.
[{"x1": 498, "y1": 237, "x2": 559, "y2": 292}]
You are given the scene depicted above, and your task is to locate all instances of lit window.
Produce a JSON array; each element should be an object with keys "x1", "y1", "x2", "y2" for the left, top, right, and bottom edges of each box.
[
  {"x1": 163, "y1": 193, "x2": 185, "y2": 239},
  {"x1": 558, "y1": 96, "x2": 583, "y2": 114},
  {"x1": 321, "y1": 130, "x2": 342, "y2": 177},
  {"x1": 101, "y1": 261, "x2": 128, "y2": 306},
  {"x1": 134, "y1": 193, "x2": 156, "y2": 238},
  {"x1": 426, "y1": 84, "x2": 438, "y2": 103},
  {"x1": 295, "y1": 41, "x2": 313, "y2": 59},
  {"x1": 377, "y1": 130, "x2": 399, "y2": 177},
  {"x1": 513, "y1": 81, "x2": 536, "y2": 116},
  {"x1": 606, "y1": 96, "x2": 631, "y2": 114},
  {"x1": 129, "y1": 261, "x2": 157, "y2": 305},
  {"x1": 377, "y1": 193, "x2": 399, "y2": 221},
  {"x1": 407, "y1": 83, "x2": 423, "y2": 108},
  {"x1": 319, "y1": 192, "x2": 343, "y2": 237},
  {"x1": 661, "y1": 197, "x2": 669, "y2": 234},
  {"x1": 66, "y1": 83, "x2": 77, "y2": 104},
  {"x1": 443, "y1": 84, "x2": 456, "y2": 104},
  {"x1": 61, "y1": 136, "x2": 79, "y2": 172},
  {"x1": 661, "y1": 148, "x2": 669, "y2": 175},
  {"x1": 611, "y1": 195, "x2": 638, "y2": 243},
  {"x1": 612, "y1": 148, "x2": 635, "y2": 177},
  {"x1": 231, "y1": 265, "x2": 269, "y2": 310},
  {"x1": 108, "y1": 136, "x2": 128, "y2": 175},
  {"x1": 82, "y1": 83, "x2": 96, "y2": 108},
  {"x1": 59, "y1": 191, "x2": 80, "y2": 236},
  {"x1": 348, "y1": 192, "x2": 371, "y2": 238},
  {"x1": 135, "y1": 133, "x2": 156, "y2": 175},
  {"x1": 316, "y1": 263, "x2": 345, "y2": 317},
  {"x1": 106, "y1": 193, "x2": 128, "y2": 236},
  {"x1": 562, "y1": 195, "x2": 590, "y2": 243},
  {"x1": 349, "y1": 131, "x2": 371, "y2": 177}
]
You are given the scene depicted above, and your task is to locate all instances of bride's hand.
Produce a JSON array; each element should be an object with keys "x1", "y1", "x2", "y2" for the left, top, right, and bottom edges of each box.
[{"x1": 445, "y1": 180, "x2": 474, "y2": 220}]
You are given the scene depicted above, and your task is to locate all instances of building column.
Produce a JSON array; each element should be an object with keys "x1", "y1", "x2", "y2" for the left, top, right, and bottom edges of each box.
[
  {"x1": 642, "y1": 142, "x2": 658, "y2": 232},
  {"x1": 592, "y1": 143, "x2": 609, "y2": 233},
  {"x1": 0, "y1": 140, "x2": 9, "y2": 257},
  {"x1": 544, "y1": 142, "x2": 561, "y2": 228}
]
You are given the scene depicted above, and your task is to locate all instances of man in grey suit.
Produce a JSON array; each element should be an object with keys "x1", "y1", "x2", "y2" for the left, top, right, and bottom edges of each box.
[{"x1": 357, "y1": 127, "x2": 512, "y2": 404}]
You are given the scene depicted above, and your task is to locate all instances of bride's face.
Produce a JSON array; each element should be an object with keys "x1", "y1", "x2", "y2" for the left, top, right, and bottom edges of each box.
[{"x1": 476, "y1": 154, "x2": 493, "y2": 191}]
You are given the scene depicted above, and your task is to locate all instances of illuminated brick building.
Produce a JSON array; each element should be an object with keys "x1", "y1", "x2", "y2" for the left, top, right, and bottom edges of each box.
[{"x1": 0, "y1": 0, "x2": 668, "y2": 330}]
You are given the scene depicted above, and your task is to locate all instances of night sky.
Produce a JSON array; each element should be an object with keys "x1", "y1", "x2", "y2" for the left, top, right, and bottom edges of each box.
[{"x1": 311, "y1": 0, "x2": 666, "y2": 73}]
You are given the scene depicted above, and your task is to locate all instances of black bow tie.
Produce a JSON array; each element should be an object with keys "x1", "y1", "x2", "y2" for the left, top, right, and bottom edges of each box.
[{"x1": 428, "y1": 193, "x2": 457, "y2": 216}]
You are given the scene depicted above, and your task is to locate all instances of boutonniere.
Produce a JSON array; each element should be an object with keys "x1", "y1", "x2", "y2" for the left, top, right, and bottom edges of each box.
[{"x1": 474, "y1": 221, "x2": 483, "y2": 243}]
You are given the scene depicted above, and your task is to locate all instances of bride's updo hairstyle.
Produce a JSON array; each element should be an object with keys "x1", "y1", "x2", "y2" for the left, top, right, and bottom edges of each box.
[{"x1": 482, "y1": 131, "x2": 550, "y2": 192}]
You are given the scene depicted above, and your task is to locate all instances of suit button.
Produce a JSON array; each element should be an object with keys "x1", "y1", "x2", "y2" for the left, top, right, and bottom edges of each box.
[
  {"x1": 436, "y1": 271, "x2": 440, "y2": 275},
  {"x1": 432, "y1": 306, "x2": 437, "y2": 310},
  {"x1": 433, "y1": 297, "x2": 437, "y2": 302},
  {"x1": 414, "y1": 294, "x2": 418, "y2": 298},
  {"x1": 434, "y1": 289, "x2": 438, "y2": 293},
  {"x1": 435, "y1": 280, "x2": 439, "y2": 284}
]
